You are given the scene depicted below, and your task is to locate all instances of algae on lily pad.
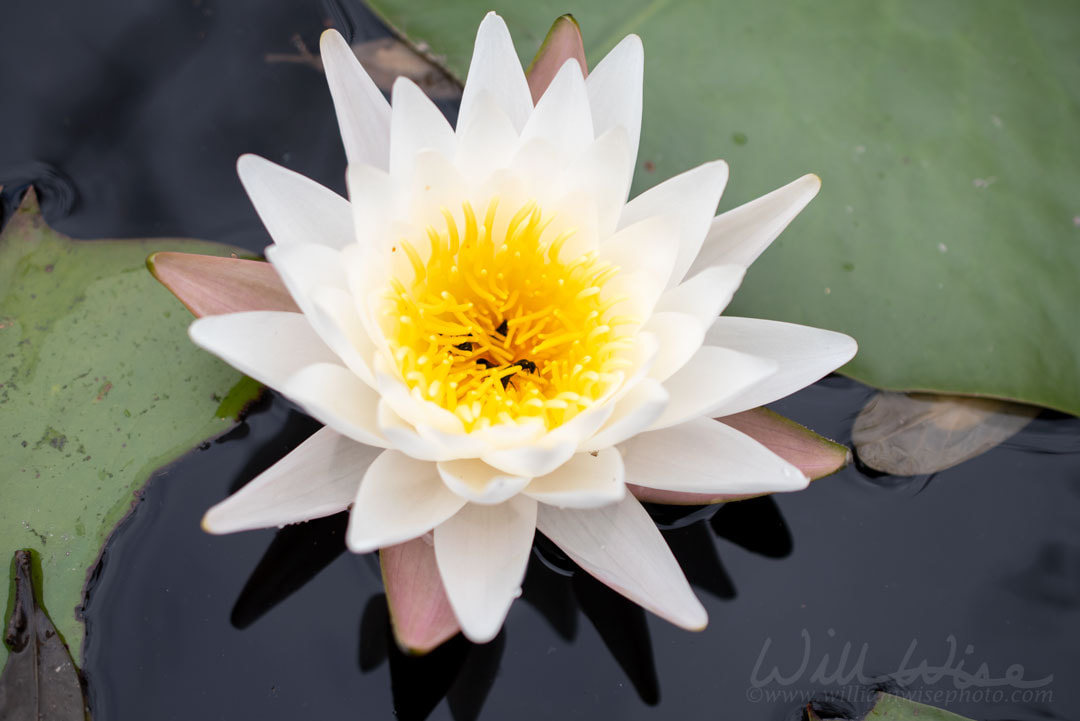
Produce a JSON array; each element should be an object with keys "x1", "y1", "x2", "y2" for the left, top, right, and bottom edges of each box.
[
  {"x1": 0, "y1": 189, "x2": 260, "y2": 665},
  {"x1": 365, "y1": 0, "x2": 1080, "y2": 416}
]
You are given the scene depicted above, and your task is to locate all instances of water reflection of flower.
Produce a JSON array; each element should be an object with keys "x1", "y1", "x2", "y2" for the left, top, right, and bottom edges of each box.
[{"x1": 228, "y1": 487, "x2": 791, "y2": 720}]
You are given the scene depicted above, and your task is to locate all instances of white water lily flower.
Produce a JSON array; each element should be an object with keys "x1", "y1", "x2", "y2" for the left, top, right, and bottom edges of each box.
[{"x1": 190, "y1": 13, "x2": 856, "y2": 644}]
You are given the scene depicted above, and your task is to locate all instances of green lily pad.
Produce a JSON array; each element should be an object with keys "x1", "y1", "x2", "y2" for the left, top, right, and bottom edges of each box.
[
  {"x1": 809, "y1": 691, "x2": 975, "y2": 720},
  {"x1": 365, "y1": 0, "x2": 1080, "y2": 416},
  {"x1": 0, "y1": 190, "x2": 259, "y2": 665}
]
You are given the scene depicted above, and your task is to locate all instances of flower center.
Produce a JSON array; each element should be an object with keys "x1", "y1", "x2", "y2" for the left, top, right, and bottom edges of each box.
[{"x1": 382, "y1": 199, "x2": 634, "y2": 432}]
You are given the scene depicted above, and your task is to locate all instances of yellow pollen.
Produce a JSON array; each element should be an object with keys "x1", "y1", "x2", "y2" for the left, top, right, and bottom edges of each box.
[{"x1": 381, "y1": 198, "x2": 633, "y2": 431}]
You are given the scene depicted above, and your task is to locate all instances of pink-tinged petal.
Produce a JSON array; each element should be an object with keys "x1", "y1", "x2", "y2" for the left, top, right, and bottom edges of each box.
[
  {"x1": 536, "y1": 495, "x2": 706, "y2": 630},
  {"x1": 148, "y1": 252, "x2": 298, "y2": 317},
  {"x1": 380, "y1": 536, "x2": 461, "y2": 654},
  {"x1": 622, "y1": 416, "x2": 808, "y2": 497},
  {"x1": 628, "y1": 409, "x2": 850, "y2": 505},
  {"x1": 526, "y1": 14, "x2": 587, "y2": 103}
]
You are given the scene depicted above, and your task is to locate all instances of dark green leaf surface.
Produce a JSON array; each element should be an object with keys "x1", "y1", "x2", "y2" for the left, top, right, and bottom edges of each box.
[
  {"x1": 0, "y1": 191, "x2": 257, "y2": 664},
  {"x1": 366, "y1": 0, "x2": 1080, "y2": 415}
]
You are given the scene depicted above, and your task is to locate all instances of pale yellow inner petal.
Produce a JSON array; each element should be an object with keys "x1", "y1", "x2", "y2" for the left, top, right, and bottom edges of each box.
[{"x1": 381, "y1": 199, "x2": 634, "y2": 432}]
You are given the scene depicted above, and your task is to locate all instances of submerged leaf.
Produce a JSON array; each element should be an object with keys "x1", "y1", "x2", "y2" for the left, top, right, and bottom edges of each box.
[
  {"x1": 352, "y1": 37, "x2": 460, "y2": 100},
  {"x1": 810, "y1": 692, "x2": 975, "y2": 720},
  {"x1": 629, "y1": 408, "x2": 850, "y2": 505},
  {"x1": 0, "y1": 189, "x2": 258, "y2": 664},
  {"x1": 853, "y1": 392, "x2": 1038, "y2": 476},
  {"x1": 148, "y1": 252, "x2": 299, "y2": 317},
  {"x1": 0, "y1": 550, "x2": 88, "y2": 721},
  {"x1": 525, "y1": 14, "x2": 587, "y2": 103}
]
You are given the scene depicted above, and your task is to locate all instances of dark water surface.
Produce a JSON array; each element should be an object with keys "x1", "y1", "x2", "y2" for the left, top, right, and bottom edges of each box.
[{"x1": 3, "y1": 2, "x2": 1079, "y2": 720}]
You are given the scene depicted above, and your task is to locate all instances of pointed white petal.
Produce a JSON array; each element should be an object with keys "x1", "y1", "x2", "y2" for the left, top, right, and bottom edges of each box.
[
  {"x1": 437, "y1": 459, "x2": 531, "y2": 505},
  {"x1": 641, "y1": 311, "x2": 705, "y2": 382},
  {"x1": 536, "y1": 495, "x2": 706, "y2": 630},
  {"x1": 562, "y1": 127, "x2": 634, "y2": 237},
  {"x1": 690, "y1": 174, "x2": 821, "y2": 275},
  {"x1": 346, "y1": 163, "x2": 395, "y2": 252},
  {"x1": 458, "y1": 13, "x2": 533, "y2": 134},
  {"x1": 306, "y1": 286, "x2": 376, "y2": 386},
  {"x1": 520, "y1": 59, "x2": 593, "y2": 165},
  {"x1": 704, "y1": 317, "x2": 858, "y2": 415},
  {"x1": 599, "y1": 215, "x2": 679, "y2": 293},
  {"x1": 619, "y1": 160, "x2": 729, "y2": 288},
  {"x1": 264, "y1": 243, "x2": 347, "y2": 316},
  {"x1": 237, "y1": 155, "x2": 355, "y2": 250},
  {"x1": 586, "y1": 34, "x2": 644, "y2": 165},
  {"x1": 203, "y1": 427, "x2": 377, "y2": 534},
  {"x1": 347, "y1": 451, "x2": 466, "y2": 553},
  {"x1": 389, "y1": 77, "x2": 456, "y2": 182},
  {"x1": 188, "y1": 311, "x2": 339, "y2": 389},
  {"x1": 320, "y1": 29, "x2": 392, "y2": 169},
  {"x1": 655, "y1": 265, "x2": 746, "y2": 329},
  {"x1": 453, "y1": 89, "x2": 520, "y2": 183},
  {"x1": 375, "y1": 401, "x2": 453, "y2": 462},
  {"x1": 583, "y1": 378, "x2": 669, "y2": 451},
  {"x1": 404, "y1": 149, "x2": 469, "y2": 230},
  {"x1": 622, "y1": 416, "x2": 808, "y2": 495},
  {"x1": 652, "y1": 346, "x2": 778, "y2": 430},
  {"x1": 281, "y1": 363, "x2": 387, "y2": 447},
  {"x1": 434, "y1": 496, "x2": 537, "y2": 643},
  {"x1": 524, "y1": 448, "x2": 625, "y2": 508}
]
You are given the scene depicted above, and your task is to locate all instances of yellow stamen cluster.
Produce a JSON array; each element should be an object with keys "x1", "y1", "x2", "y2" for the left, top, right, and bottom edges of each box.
[{"x1": 382, "y1": 198, "x2": 634, "y2": 432}]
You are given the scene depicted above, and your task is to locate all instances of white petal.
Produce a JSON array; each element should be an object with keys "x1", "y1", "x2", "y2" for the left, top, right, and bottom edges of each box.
[
  {"x1": 389, "y1": 77, "x2": 456, "y2": 183},
  {"x1": 189, "y1": 311, "x2": 339, "y2": 388},
  {"x1": 236, "y1": 154, "x2": 355, "y2": 250},
  {"x1": 375, "y1": 401, "x2": 451, "y2": 462},
  {"x1": 437, "y1": 459, "x2": 530, "y2": 505},
  {"x1": 652, "y1": 346, "x2": 778, "y2": 430},
  {"x1": 203, "y1": 427, "x2": 377, "y2": 534},
  {"x1": 586, "y1": 34, "x2": 644, "y2": 165},
  {"x1": 599, "y1": 216, "x2": 679, "y2": 296},
  {"x1": 375, "y1": 368, "x2": 466, "y2": 436},
  {"x1": 347, "y1": 451, "x2": 466, "y2": 553},
  {"x1": 621, "y1": 416, "x2": 808, "y2": 495},
  {"x1": 482, "y1": 439, "x2": 576, "y2": 480},
  {"x1": 520, "y1": 59, "x2": 593, "y2": 166},
  {"x1": 618, "y1": 160, "x2": 729, "y2": 288},
  {"x1": 434, "y1": 495, "x2": 537, "y2": 643},
  {"x1": 641, "y1": 311, "x2": 705, "y2": 382},
  {"x1": 346, "y1": 163, "x2": 395, "y2": 251},
  {"x1": 524, "y1": 448, "x2": 625, "y2": 508},
  {"x1": 320, "y1": 29, "x2": 392, "y2": 169},
  {"x1": 536, "y1": 495, "x2": 706, "y2": 630},
  {"x1": 655, "y1": 265, "x2": 746, "y2": 329},
  {"x1": 458, "y1": 13, "x2": 533, "y2": 134},
  {"x1": 281, "y1": 363, "x2": 387, "y2": 447},
  {"x1": 453, "y1": 90, "x2": 520, "y2": 183},
  {"x1": 689, "y1": 173, "x2": 821, "y2": 275},
  {"x1": 404, "y1": 149, "x2": 469, "y2": 231},
  {"x1": 306, "y1": 286, "x2": 376, "y2": 386},
  {"x1": 264, "y1": 243, "x2": 347, "y2": 315},
  {"x1": 703, "y1": 317, "x2": 858, "y2": 415},
  {"x1": 562, "y1": 127, "x2": 634, "y2": 238},
  {"x1": 583, "y1": 378, "x2": 669, "y2": 451}
]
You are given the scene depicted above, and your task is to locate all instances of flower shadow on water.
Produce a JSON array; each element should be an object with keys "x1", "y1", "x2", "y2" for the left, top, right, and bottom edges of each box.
[{"x1": 225, "y1": 486, "x2": 793, "y2": 719}]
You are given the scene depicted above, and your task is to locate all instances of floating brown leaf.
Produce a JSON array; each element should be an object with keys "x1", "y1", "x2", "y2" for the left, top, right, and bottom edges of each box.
[
  {"x1": 853, "y1": 392, "x2": 1038, "y2": 476},
  {"x1": 0, "y1": 550, "x2": 88, "y2": 721}
]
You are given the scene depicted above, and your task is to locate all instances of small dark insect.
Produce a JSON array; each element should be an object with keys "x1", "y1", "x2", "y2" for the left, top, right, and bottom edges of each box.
[
  {"x1": 475, "y1": 358, "x2": 496, "y2": 369},
  {"x1": 500, "y1": 375, "x2": 514, "y2": 390},
  {"x1": 494, "y1": 319, "x2": 509, "y2": 337},
  {"x1": 513, "y1": 359, "x2": 537, "y2": 374},
  {"x1": 455, "y1": 341, "x2": 473, "y2": 352}
]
